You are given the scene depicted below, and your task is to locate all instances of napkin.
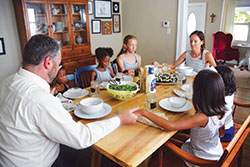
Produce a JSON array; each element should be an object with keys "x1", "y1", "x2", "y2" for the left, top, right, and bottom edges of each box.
[
  {"x1": 173, "y1": 89, "x2": 192, "y2": 100},
  {"x1": 137, "y1": 111, "x2": 168, "y2": 131}
]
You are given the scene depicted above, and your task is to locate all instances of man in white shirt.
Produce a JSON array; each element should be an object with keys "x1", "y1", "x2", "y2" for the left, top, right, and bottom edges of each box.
[{"x1": 0, "y1": 35, "x2": 138, "y2": 167}]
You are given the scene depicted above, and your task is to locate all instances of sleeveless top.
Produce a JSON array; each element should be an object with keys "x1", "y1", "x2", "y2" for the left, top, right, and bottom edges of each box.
[
  {"x1": 120, "y1": 54, "x2": 139, "y2": 70},
  {"x1": 185, "y1": 50, "x2": 208, "y2": 72},
  {"x1": 181, "y1": 115, "x2": 225, "y2": 166},
  {"x1": 224, "y1": 94, "x2": 234, "y2": 129},
  {"x1": 93, "y1": 67, "x2": 112, "y2": 83}
]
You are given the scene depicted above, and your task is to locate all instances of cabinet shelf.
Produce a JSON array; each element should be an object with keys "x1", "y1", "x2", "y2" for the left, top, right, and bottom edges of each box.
[
  {"x1": 74, "y1": 29, "x2": 86, "y2": 32},
  {"x1": 53, "y1": 31, "x2": 68, "y2": 34},
  {"x1": 52, "y1": 14, "x2": 67, "y2": 16}
]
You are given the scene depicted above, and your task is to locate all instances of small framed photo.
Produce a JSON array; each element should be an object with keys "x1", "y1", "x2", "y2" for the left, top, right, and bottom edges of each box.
[
  {"x1": 88, "y1": 1, "x2": 93, "y2": 15},
  {"x1": 113, "y1": 14, "x2": 120, "y2": 33},
  {"x1": 94, "y1": 0, "x2": 112, "y2": 18},
  {"x1": 113, "y1": 2, "x2": 120, "y2": 13},
  {"x1": 91, "y1": 20, "x2": 101, "y2": 34},
  {"x1": 102, "y1": 21, "x2": 112, "y2": 35},
  {"x1": 0, "y1": 38, "x2": 6, "y2": 55}
]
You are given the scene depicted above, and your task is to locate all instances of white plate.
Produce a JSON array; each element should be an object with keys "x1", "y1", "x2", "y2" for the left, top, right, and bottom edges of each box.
[
  {"x1": 181, "y1": 84, "x2": 192, "y2": 92},
  {"x1": 159, "y1": 98, "x2": 193, "y2": 112},
  {"x1": 63, "y1": 88, "x2": 89, "y2": 99},
  {"x1": 74, "y1": 103, "x2": 112, "y2": 119},
  {"x1": 176, "y1": 70, "x2": 197, "y2": 76}
]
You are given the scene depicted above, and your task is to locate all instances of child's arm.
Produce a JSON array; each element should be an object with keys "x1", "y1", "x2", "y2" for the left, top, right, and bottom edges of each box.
[
  {"x1": 116, "y1": 56, "x2": 125, "y2": 72},
  {"x1": 137, "y1": 54, "x2": 142, "y2": 70},
  {"x1": 108, "y1": 67, "x2": 116, "y2": 78},
  {"x1": 135, "y1": 109, "x2": 208, "y2": 131},
  {"x1": 91, "y1": 71, "x2": 97, "y2": 81},
  {"x1": 219, "y1": 125, "x2": 225, "y2": 137}
]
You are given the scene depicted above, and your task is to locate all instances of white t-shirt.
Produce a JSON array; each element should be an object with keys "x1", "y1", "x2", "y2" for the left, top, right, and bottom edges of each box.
[{"x1": 0, "y1": 68, "x2": 120, "y2": 167}]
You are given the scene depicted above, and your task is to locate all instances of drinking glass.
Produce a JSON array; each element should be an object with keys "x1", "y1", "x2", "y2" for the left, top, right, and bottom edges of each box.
[
  {"x1": 90, "y1": 81, "x2": 100, "y2": 96},
  {"x1": 162, "y1": 63, "x2": 169, "y2": 74},
  {"x1": 176, "y1": 74, "x2": 187, "y2": 88},
  {"x1": 144, "y1": 93, "x2": 157, "y2": 111}
]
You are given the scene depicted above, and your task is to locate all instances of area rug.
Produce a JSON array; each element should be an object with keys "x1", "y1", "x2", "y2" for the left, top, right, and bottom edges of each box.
[{"x1": 230, "y1": 67, "x2": 250, "y2": 89}]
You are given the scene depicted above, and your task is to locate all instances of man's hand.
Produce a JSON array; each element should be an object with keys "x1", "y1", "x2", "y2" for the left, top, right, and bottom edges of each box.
[{"x1": 118, "y1": 106, "x2": 139, "y2": 124}]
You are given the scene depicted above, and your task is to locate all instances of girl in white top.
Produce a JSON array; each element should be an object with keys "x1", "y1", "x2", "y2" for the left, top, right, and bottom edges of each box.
[
  {"x1": 152, "y1": 30, "x2": 217, "y2": 72},
  {"x1": 216, "y1": 65, "x2": 237, "y2": 142},
  {"x1": 116, "y1": 35, "x2": 142, "y2": 77},
  {"x1": 135, "y1": 70, "x2": 226, "y2": 165},
  {"x1": 91, "y1": 47, "x2": 116, "y2": 82}
]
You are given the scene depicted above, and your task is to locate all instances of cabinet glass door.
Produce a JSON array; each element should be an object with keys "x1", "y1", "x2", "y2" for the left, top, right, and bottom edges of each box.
[
  {"x1": 71, "y1": 4, "x2": 88, "y2": 45},
  {"x1": 50, "y1": 3, "x2": 70, "y2": 47},
  {"x1": 26, "y1": 3, "x2": 48, "y2": 37}
]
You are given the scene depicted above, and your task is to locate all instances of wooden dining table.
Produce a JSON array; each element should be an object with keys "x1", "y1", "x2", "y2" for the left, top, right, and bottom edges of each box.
[{"x1": 71, "y1": 75, "x2": 195, "y2": 167}]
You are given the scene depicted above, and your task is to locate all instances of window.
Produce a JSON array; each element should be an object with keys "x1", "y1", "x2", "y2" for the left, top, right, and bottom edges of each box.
[{"x1": 233, "y1": 7, "x2": 250, "y2": 43}]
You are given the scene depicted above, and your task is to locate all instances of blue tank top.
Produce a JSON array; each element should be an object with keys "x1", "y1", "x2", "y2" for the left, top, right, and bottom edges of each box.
[
  {"x1": 120, "y1": 54, "x2": 139, "y2": 70},
  {"x1": 93, "y1": 67, "x2": 112, "y2": 83}
]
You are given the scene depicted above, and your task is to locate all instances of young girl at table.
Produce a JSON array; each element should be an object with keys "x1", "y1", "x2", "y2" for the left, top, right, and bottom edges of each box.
[
  {"x1": 216, "y1": 65, "x2": 237, "y2": 142},
  {"x1": 135, "y1": 70, "x2": 226, "y2": 165},
  {"x1": 50, "y1": 65, "x2": 70, "y2": 95},
  {"x1": 91, "y1": 47, "x2": 116, "y2": 82},
  {"x1": 116, "y1": 35, "x2": 142, "y2": 77}
]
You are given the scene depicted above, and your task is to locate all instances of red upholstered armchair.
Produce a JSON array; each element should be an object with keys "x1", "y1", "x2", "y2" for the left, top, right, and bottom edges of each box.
[{"x1": 212, "y1": 31, "x2": 239, "y2": 64}]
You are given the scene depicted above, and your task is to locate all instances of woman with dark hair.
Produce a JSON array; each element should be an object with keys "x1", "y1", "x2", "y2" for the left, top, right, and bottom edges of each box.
[
  {"x1": 152, "y1": 30, "x2": 216, "y2": 72},
  {"x1": 135, "y1": 70, "x2": 226, "y2": 165}
]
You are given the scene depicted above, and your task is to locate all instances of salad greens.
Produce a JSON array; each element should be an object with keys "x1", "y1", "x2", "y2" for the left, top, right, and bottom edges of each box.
[{"x1": 109, "y1": 84, "x2": 137, "y2": 91}]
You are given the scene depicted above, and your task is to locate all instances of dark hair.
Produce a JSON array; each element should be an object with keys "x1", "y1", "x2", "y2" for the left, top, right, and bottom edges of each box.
[
  {"x1": 22, "y1": 35, "x2": 60, "y2": 66},
  {"x1": 189, "y1": 30, "x2": 205, "y2": 58},
  {"x1": 117, "y1": 34, "x2": 137, "y2": 57},
  {"x1": 192, "y1": 70, "x2": 226, "y2": 117},
  {"x1": 95, "y1": 47, "x2": 113, "y2": 60},
  {"x1": 215, "y1": 65, "x2": 236, "y2": 96}
]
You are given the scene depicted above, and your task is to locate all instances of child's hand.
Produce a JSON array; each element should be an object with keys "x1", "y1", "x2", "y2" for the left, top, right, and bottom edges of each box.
[
  {"x1": 50, "y1": 87, "x2": 58, "y2": 95},
  {"x1": 126, "y1": 69, "x2": 135, "y2": 77},
  {"x1": 134, "y1": 109, "x2": 146, "y2": 117}
]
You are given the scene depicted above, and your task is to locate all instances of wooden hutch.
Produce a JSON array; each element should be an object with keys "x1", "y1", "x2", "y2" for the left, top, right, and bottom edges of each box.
[{"x1": 13, "y1": 0, "x2": 96, "y2": 74}]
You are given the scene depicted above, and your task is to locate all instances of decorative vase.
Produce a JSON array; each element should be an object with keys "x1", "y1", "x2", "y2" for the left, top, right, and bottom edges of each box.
[{"x1": 76, "y1": 35, "x2": 83, "y2": 44}]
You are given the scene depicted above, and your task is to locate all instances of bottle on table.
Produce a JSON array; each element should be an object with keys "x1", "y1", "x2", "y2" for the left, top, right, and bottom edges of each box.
[
  {"x1": 146, "y1": 67, "x2": 156, "y2": 94},
  {"x1": 133, "y1": 69, "x2": 140, "y2": 89}
]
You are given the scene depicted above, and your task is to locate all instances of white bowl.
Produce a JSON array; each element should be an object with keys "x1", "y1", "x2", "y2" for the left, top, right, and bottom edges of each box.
[
  {"x1": 79, "y1": 98, "x2": 104, "y2": 115},
  {"x1": 178, "y1": 66, "x2": 193, "y2": 74},
  {"x1": 168, "y1": 97, "x2": 187, "y2": 108}
]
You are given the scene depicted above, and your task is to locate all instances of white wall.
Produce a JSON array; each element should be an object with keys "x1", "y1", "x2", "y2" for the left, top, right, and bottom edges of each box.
[{"x1": 0, "y1": 0, "x2": 22, "y2": 82}]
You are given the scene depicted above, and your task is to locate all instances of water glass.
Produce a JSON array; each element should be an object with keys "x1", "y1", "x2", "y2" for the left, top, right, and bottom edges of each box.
[
  {"x1": 162, "y1": 63, "x2": 169, "y2": 74},
  {"x1": 144, "y1": 93, "x2": 157, "y2": 111},
  {"x1": 90, "y1": 81, "x2": 100, "y2": 96},
  {"x1": 177, "y1": 74, "x2": 187, "y2": 88}
]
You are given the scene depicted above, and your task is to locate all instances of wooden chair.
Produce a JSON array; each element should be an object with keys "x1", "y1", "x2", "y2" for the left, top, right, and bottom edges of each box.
[
  {"x1": 157, "y1": 115, "x2": 250, "y2": 167},
  {"x1": 66, "y1": 73, "x2": 77, "y2": 88},
  {"x1": 75, "y1": 65, "x2": 97, "y2": 88},
  {"x1": 232, "y1": 87, "x2": 250, "y2": 117}
]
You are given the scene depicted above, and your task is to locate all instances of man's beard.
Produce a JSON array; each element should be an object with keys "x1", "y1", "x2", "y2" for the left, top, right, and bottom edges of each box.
[{"x1": 48, "y1": 64, "x2": 58, "y2": 84}]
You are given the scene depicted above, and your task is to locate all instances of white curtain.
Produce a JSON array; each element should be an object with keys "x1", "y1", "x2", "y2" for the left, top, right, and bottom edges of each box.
[{"x1": 220, "y1": 0, "x2": 236, "y2": 34}]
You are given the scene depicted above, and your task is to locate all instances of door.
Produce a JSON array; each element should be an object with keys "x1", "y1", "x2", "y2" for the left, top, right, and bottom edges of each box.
[{"x1": 186, "y1": 3, "x2": 206, "y2": 50}]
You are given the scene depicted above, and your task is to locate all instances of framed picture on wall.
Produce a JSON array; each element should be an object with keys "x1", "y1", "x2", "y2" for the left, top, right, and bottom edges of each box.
[
  {"x1": 94, "y1": 0, "x2": 112, "y2": 18},
  {"x1": 91, "y1": 20, "x2": 101, "y2": 34},
  {"x1": 113, "y1": 14, "x2": 120, "y2": 33},
  {"x1": 88, "y1": 1, "x2": 93, "y2": 15},
  {"x1": 102, "y1": 21, "x2": 112, "y2": 35},
  {"x1": 0, "y1": 38, "x2": 6, "y2": 55},
  {"x1": 113, "y1": 2, "x2": 119, "y2": 13}
]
